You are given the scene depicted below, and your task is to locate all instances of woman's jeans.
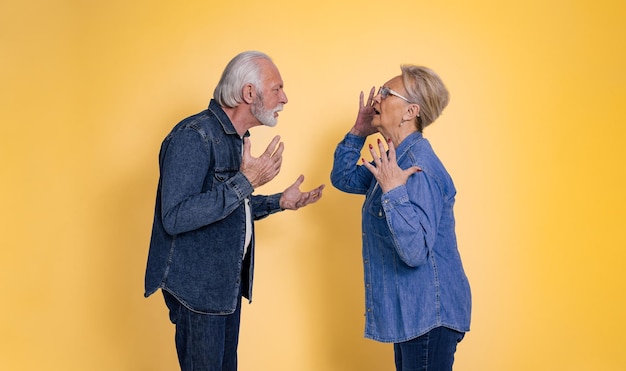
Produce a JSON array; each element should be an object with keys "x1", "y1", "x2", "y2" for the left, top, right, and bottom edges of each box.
[
  {"x1": 163, "y1": 290, "x2": 242, "y2": 371},
  {"x1": 394, "y1": 326, "x2": 465, "y2": 371}
]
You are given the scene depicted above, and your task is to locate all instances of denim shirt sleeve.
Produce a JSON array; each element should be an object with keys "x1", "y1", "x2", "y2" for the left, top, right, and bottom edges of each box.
[
  {"x1": 330, "y1": 133, "x2": 374, "y2": 194},
  {"x1": 160, "y1": 128, "x2": 254, "y2": 235},
  {"x1": 380, "y1": 171, "x2": 442, "y2": 267}
]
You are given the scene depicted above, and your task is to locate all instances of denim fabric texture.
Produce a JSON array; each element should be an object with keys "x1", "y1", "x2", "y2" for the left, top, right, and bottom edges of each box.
[
  {"x1": 330, "y1": 132, "x2": 471, "y2": 343},
  {"x1": 163, "y1": 290, "x2": 242, "y2": 371},
  {"x1": 393, "y1": 326, "x2": 465, "y2": 371},
  {"x1": 145, "y1": 99, "x2": 283, "y2": 314}
]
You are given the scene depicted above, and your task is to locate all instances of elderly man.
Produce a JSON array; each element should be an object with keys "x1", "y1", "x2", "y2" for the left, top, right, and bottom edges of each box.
[{"x1": 145, "y1": 51, "x2": 324, "y2": 370}]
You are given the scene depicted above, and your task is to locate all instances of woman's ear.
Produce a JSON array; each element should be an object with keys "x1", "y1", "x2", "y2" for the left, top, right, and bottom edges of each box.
[{"x1": 403, "y1": 104, "x2": 420, "y2": 121}]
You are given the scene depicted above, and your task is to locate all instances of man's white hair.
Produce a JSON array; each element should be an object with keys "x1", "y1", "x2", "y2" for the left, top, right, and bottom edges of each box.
[{"x1": 213, "y1": 51, "x2": 272, "y2": 108}]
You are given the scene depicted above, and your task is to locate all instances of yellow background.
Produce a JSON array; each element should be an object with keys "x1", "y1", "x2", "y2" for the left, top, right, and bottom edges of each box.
[{"x1": 2, "y1": 0, "x2": 625, "y2": 370}]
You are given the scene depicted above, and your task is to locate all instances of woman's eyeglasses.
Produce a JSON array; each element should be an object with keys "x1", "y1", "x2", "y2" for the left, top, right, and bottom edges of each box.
[{"x1": 378, "y1": 86, "x2": 414, "y2": 104}]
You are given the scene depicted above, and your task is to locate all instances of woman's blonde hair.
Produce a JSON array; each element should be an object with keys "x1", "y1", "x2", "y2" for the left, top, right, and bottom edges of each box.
[{"x1": 401, "y1": 65, "x2": 449, "y2": 131}]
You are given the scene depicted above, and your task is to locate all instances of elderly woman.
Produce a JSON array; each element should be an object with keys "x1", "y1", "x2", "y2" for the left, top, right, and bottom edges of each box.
[{"x1": 330, "y1": 65, "x2": 471, "y2": 371}]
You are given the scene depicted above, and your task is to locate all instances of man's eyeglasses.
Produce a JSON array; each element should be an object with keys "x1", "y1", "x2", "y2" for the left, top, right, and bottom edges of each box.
[{"x1": 378, "y1": 86, "x2": 414, "y2": 104}]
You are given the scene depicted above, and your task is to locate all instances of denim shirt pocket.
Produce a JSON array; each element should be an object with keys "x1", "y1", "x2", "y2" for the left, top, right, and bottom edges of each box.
[
  {"x1": 367, "y1": 196, "x2": 392, "y2": 239},
  {"x1": 214, "y1": 167, "x2": 239, "y2": 182},
  {"x1": 367, "y1": 196, "x2": 385, "y2": 219}
]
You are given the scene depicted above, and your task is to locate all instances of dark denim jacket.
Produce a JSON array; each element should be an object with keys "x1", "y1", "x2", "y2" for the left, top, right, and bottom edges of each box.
[
  {"x1": 331, "y1": 132, "x2": 471, "y2": 342},
  {"x1": 144, "y1": 100, "x2": 282, "y2": 314}
]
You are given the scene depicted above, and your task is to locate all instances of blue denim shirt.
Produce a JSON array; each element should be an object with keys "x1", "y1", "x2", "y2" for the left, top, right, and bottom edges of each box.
[
  {"x1": 330, "y1": 132, "x2": 471, "y2": 343},
  {"x1": 144, "y1": 100, "x2": 283, "y2": 314}
]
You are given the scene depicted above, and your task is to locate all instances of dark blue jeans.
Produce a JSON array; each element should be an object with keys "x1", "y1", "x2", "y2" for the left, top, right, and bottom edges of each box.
[
  {"x1": 394, "y1": 327, "x2": 465, "y2": 371},
  {"x1": 163, "y1": 290, "x2": 242, "y2": 371}
]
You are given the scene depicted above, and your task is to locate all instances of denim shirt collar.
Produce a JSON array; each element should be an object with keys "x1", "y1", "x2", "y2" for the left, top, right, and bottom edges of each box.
[
  {"x1": 395, "y1": 131, "x2": 424, "y2": 160},
  {"x1": 207, "y1": 99, "x2": 251, "y2": 138}
]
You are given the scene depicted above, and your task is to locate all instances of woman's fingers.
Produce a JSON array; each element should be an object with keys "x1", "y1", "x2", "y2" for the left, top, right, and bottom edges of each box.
[{"x1": 367, "y1": 86, "x2": 375, "y2": 106}]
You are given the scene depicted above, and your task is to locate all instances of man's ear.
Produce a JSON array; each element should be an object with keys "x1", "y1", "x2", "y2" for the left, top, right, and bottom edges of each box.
[
  {"x1": 243, "y1": 83, "x2": 255, "y2": 104},
  {"x1": 403, "y1": 104, "x2": 421, "y2": 121}
]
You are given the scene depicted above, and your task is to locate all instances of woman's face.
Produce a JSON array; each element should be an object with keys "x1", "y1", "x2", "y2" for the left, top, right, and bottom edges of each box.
[{"x1": 371, "y1": 75, "x2": 411, "y2": 132}]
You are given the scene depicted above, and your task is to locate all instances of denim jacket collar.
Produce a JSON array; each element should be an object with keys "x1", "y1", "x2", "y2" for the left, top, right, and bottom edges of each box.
[
  {"x1": 207, "y1": 99, "x2": 250, "y2": 138},
  {"x1": 395, "y1": 131, "x2": 424, "y2": 160}
]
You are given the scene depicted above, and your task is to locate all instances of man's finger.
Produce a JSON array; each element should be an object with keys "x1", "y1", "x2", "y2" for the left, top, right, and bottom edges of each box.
[
  {"x1": 272, "y1": 142, "x2": 285, "y2": 159},
  {"x1": 292, "y1": 174, "x2": 305, "y2": 187},
  {"x1": 262, "y1": 135, "x2": 281, "y2": 157}
]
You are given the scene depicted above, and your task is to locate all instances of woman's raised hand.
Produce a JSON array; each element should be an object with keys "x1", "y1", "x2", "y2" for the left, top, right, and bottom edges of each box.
[
  {"x1": 361, "y1": 138, "x2": 421, "y2": 193},
  {"x1": 350, "y1": 87, "x2": 378, "y2": 137}
]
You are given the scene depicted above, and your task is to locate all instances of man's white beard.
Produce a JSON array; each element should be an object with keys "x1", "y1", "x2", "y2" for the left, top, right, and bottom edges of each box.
[{"x1": 252, "y1": 96, "x2": 282, "y2": 127}]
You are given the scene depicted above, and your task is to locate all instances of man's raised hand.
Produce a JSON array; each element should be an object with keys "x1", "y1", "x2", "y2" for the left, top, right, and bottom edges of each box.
[{"x1": 241, "y1": 136, "x2": 284, "y2": 188}]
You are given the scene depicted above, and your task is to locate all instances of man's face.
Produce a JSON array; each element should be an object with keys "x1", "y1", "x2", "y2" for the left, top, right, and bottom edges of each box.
[
  {"x1": 251, "y1": 60, "x2": 288, "y2": 127},
  {"x1": 251, "y1": 91, "x2": 281, "y2": 127}
]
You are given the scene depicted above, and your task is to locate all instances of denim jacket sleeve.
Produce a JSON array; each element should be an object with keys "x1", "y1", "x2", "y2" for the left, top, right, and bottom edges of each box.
[
  {"x1": 330, "y1": 133, "x2": 374, "y2": 194},
  {"x1": 380, "y1": 170, "x2": 443, "y2": 267},
  {"x1": 160, "y1": 128, "x2": 254, "y2": 235},
  {"x1": 251, "y1": 193, "x2": 283, "y2": 220}
]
